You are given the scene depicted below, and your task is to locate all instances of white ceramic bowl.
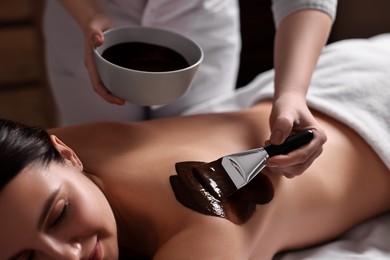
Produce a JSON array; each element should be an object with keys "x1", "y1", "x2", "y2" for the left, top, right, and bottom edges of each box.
[{"x1": 94, "y1": 26, "x2": 203, "y2": 106}]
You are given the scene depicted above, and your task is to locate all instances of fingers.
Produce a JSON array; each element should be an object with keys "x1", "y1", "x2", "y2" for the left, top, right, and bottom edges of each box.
[
  {"x1": 84, "y1": 41, "x2": 126, "y2": 105},
  {"x1": 269, "y1": 115, "x2": 294, "y2": 145},
  {"x1": 83, "y1": 17, "x2": 125, "y2": 105},
  {"x1": 91, "y1": 33, "x2": 104, "y2": 47},
  {"x1": 267, "y1": 143, "x2": 323, "y2": 178},
  {"x1": 86, "y1": 16, "x2": 112, "y2": 47},
  {"x1": 81, "y1": 15, "x2": 125, "y2": 105},
  {"x1": 266, "y1": 128, "x2": 327, "y2": 178}
]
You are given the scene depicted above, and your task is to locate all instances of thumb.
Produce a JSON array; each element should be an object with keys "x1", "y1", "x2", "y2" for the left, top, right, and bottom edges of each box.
[
  {"x1": 86, "y1": 18, "x2": 112, "y2": 47},
  {"x1": 269, "y1": 116, "x2": 293, "y2": 145},
  {"x1": 87, "y1": 25, "x2": 104, "y2": 47},
  {"x1": 90, "y1": 32, "x2": 104, "y2": 47}
]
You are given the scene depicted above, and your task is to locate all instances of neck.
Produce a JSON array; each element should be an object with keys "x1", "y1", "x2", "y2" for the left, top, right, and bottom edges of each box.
[
  {"x1": 86, "y1": 170, "x2": 158, "y2": 257},
  {"x1": 104, "y1": 183, "x2": 158, "y2": 258}
]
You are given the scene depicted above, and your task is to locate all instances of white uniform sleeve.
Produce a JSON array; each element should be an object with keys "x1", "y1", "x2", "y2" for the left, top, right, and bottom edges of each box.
[{"x1": 272, "y1": 0, "x2": 337, "y2": 27}]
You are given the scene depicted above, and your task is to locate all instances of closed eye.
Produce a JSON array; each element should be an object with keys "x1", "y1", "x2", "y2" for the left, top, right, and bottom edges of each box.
[{"x1": 49, "y1": 200, "x2": 69, "y2": 228}]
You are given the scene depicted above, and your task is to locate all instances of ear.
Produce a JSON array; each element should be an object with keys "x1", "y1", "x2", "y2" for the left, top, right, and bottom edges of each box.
[{"x1": 49, "y1": 135, "x2": 83, "y2": 169}]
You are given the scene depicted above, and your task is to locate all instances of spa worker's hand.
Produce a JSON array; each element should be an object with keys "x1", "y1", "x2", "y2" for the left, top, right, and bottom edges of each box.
[
  {"x1": 58, "y1": 0, "x2": 126, "y2": 105},
  {"x1": 267, "y1": 94, "x2": 327, "y2": 178},
  {"x1": 265, "y1": 8, "x2": 332, "y2": 178}
]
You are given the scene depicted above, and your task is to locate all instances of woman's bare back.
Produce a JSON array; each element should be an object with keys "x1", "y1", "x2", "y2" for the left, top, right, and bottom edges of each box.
[{"x1": 51, "y1": 102, "x2": 390, "y2": 259}]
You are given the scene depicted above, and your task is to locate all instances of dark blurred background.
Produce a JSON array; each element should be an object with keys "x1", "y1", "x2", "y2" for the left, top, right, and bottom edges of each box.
[{"x1": 0, "y1": 0, "x2": 389, "y2": 128}]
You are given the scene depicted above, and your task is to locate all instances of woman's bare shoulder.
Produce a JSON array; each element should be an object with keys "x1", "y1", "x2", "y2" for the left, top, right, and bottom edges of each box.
[
  {"x1": 48, "y1": 121, "x2": 148, "y2": 143},
  {"x1": 48, "y1": 121, "x2": 135, "y2": 134},
  {"x1": 47, "y1": 121, "x2": 154, "y2": 163}
]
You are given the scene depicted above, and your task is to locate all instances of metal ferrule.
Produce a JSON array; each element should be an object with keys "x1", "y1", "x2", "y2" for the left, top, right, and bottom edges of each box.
[{"x1": 221, "y1": 148, "x2": 269, "y2": 189}]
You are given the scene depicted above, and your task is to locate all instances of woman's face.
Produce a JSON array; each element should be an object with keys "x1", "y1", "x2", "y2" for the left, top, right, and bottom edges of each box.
[{"x1": 0, "y1": 138, "x2": 118, "y2": 259}]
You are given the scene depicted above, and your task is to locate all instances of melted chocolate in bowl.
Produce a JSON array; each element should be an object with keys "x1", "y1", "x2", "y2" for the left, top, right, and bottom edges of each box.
[
  {"x1": 170, "y1": 161, "x2": 274, "y2": 225},
  {"x1": 102, "y1": 42, "x2": 190, "y2": 72}
]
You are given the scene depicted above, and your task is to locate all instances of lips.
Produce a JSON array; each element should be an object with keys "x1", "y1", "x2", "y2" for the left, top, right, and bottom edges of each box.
[{"x1": 88, "y1": 240, "x2": 103, "y2": 260}]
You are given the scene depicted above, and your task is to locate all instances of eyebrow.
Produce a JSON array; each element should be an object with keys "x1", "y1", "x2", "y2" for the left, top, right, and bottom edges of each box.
[{"x1": 37, "y1": 188, "x2": 61, "y2": 230}]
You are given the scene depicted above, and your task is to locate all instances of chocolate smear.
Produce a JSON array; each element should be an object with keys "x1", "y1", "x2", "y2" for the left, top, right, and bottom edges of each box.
[{"x1": 170, "y1": 161, "x2": 274, "y2": 225}]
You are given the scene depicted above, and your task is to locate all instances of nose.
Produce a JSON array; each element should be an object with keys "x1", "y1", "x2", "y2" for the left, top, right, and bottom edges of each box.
[{"x1": 39, "y1": 237, "x2": 82, "y2": 260}]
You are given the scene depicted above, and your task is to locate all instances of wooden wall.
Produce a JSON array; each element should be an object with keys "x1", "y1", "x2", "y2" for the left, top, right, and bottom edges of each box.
[{"x1": 0, "y1": 0, "x2": 57, "y2": 128}]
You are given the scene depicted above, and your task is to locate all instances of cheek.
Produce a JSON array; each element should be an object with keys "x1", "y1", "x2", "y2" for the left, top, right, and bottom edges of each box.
[
  {"x1": 72, "y1": 179, "x2": 117, "y2": 237},
  {"x1": 71, "y1": 188, "x2": 119, "y2": 259}
]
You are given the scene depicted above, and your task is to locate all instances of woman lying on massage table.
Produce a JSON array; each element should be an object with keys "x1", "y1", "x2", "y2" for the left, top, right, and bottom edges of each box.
[
  {"x1": 1, "y1": 35, "x2": 390, "y2": 259},
  {"x1": 0, "y1": 100, "x2": 389, "y2": 259}
]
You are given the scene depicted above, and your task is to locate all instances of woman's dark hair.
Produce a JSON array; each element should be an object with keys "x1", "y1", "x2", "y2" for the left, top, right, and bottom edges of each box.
[{"x1": 0, "y1": 118, "x2": 64, "y2": 192}]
